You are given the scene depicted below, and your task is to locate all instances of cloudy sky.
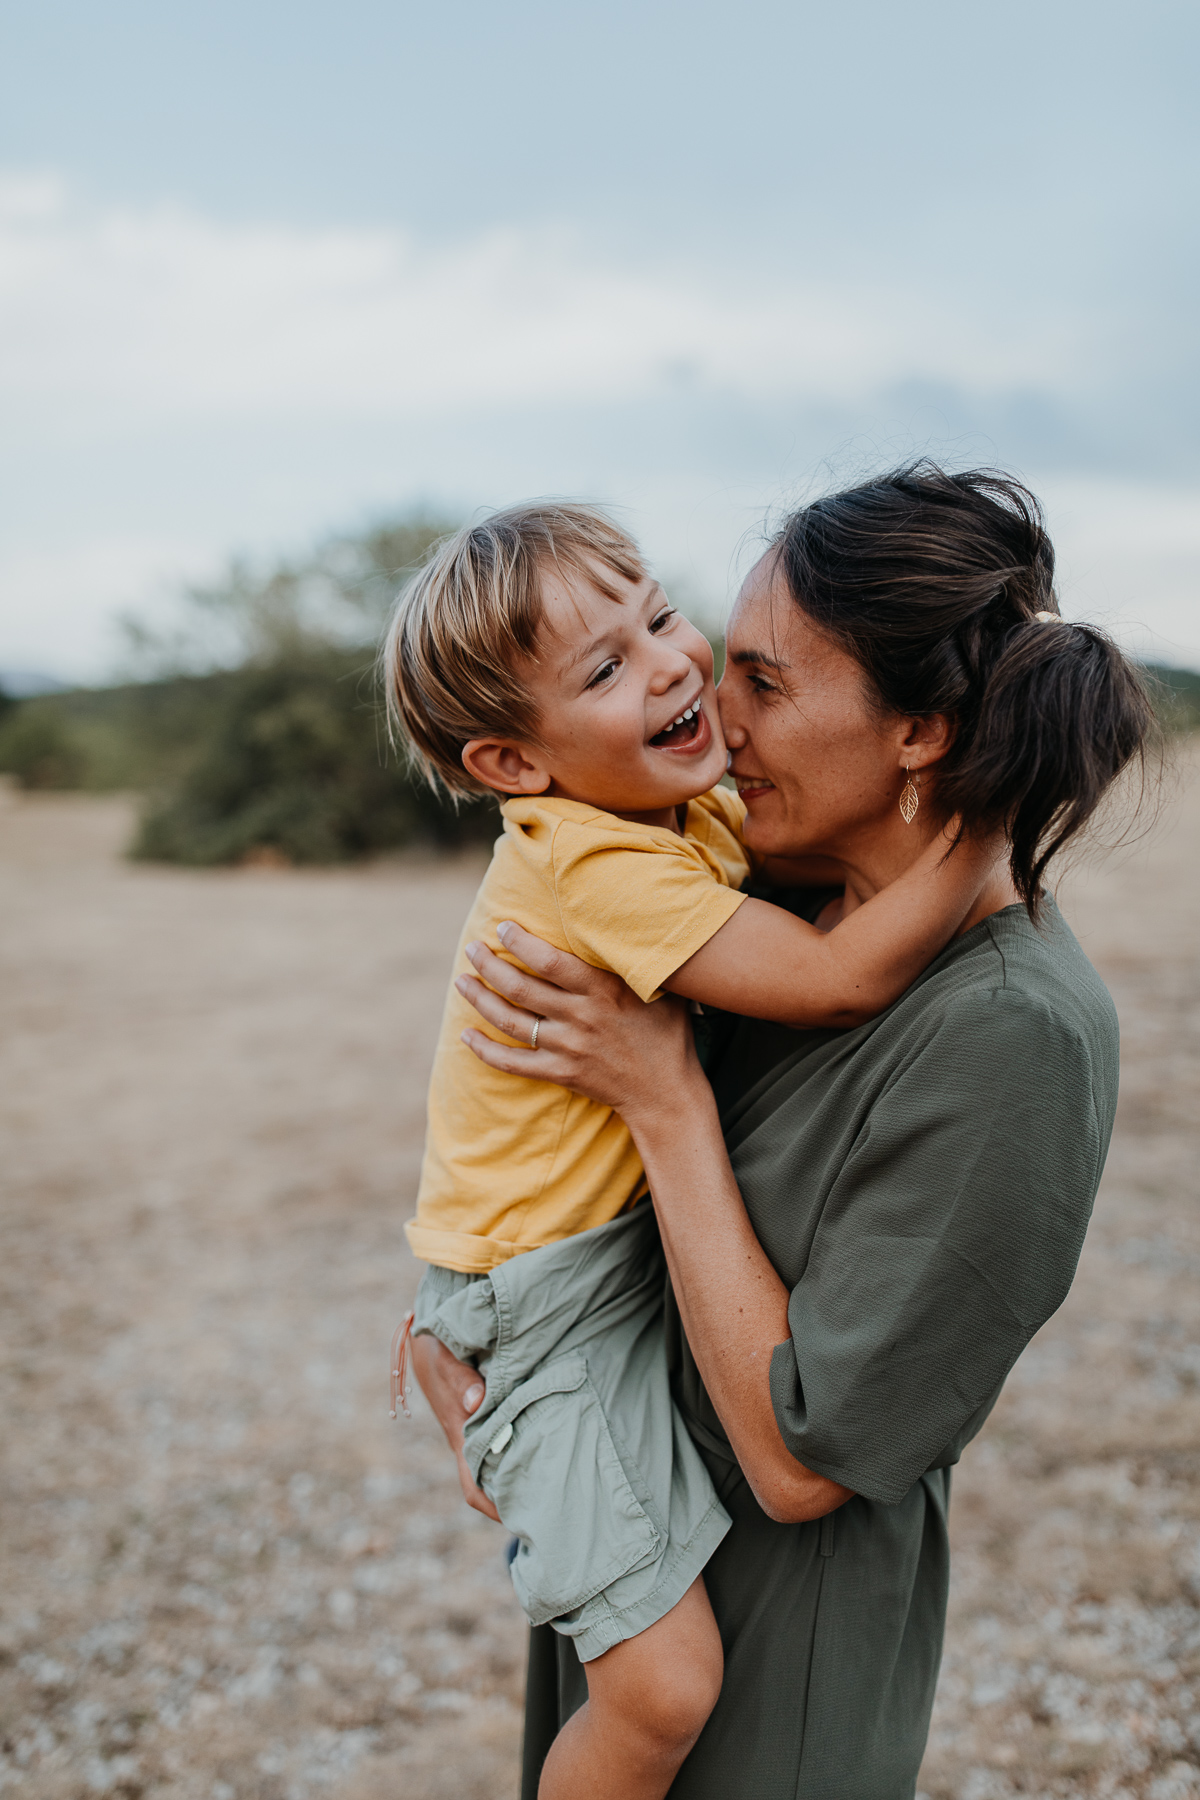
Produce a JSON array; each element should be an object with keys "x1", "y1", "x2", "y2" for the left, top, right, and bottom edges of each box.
[{"x1": 2, "y1": 0, "x2": 1197, "y2": 680}]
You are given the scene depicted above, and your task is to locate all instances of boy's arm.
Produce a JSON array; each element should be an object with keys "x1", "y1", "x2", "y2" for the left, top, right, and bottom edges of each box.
[{"x1": 664, "y1": 825, "x2": 997, "y2": 1028}]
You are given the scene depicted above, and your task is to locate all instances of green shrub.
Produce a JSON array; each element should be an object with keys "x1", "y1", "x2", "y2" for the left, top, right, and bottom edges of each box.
[
  {"x1": 0, "y1": 706, "x2": 87, "y2": 789},
  {"x1": 131, "y1": 649, "x2": 497, "y2": 865}
]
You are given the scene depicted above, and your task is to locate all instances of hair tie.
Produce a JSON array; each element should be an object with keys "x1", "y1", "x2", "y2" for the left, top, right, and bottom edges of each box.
[{"x1": 1032, "y1": 610, "x2": 1062, "y2": 624}]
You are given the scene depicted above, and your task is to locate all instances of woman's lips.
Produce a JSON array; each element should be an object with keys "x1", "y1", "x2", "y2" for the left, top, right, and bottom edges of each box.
[
  {"x1": 734, "y1": 775, "x2": 776, "y2": 801},
  {"x1": 649, "y1": 703, "x2": 713, "y2": 757}
]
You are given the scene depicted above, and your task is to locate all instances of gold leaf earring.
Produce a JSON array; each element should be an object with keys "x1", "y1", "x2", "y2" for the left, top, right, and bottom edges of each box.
[{"x1": 899, "y1": 766, "x2": 919, "y2": 824}]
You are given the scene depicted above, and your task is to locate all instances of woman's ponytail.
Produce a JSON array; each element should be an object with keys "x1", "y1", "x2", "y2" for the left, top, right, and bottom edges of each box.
[
  {"x1": 774, "y1": 463, "x2": 1157, "y2": 919},
  {"x1": 940, "y1": 616, "x2": 1154, "y2": 917}
]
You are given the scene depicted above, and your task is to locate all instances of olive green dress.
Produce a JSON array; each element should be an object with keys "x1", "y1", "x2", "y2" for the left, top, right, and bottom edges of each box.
[{"x1": 520, "y1": 899, "x2": 1120, "y2": 1799}]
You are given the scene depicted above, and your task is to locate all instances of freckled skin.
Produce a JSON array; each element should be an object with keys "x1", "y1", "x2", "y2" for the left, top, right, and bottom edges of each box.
[{"x1": 720, "y1": 554, "x2": 1018, "y2": 929}]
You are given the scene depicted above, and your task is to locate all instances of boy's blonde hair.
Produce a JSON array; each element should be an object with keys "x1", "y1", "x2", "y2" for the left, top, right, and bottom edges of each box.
[{"x1": 383, "y1": 503, "x2": 646, "y2": 798}]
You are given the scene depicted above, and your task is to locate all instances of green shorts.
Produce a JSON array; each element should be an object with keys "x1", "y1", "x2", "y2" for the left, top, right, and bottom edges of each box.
[{"x1": 412, "y1": 1204, "x2": 731, "y2": 1663}]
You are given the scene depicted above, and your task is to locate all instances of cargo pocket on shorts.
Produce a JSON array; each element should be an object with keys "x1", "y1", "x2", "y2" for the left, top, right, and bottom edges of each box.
[{"x1": 463, "y1": 1350, "x2": 661, "y2": 1626}]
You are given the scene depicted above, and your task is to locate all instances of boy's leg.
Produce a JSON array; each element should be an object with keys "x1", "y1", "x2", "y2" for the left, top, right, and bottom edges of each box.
[{"x1": 538, "y1": 1578, "x2": 722, "y2": 1800}]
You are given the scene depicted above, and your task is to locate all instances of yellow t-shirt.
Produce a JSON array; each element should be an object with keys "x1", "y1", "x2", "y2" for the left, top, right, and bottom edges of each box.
[{"x1": 405, "y1": 786, "x2": 750, "y2": 1273}]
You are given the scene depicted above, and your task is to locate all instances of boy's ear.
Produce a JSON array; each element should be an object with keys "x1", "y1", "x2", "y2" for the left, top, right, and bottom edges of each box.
[{"x1": 461, "y1": 738, "x2": 552, "y2": 796}]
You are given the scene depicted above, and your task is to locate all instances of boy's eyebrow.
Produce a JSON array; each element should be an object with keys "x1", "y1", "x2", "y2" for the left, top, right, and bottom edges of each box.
[
  {"x1": 560, "y1": 581, "x2": 665, "y2": 672},
  {"x1": 730, "y1": 647, "x2": 790, "y2": 671}
]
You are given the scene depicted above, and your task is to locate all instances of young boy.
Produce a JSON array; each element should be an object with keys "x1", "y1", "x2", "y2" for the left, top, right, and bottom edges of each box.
[{"x1": 384, "y1": 504, "x2": 990, "y2": 1800}]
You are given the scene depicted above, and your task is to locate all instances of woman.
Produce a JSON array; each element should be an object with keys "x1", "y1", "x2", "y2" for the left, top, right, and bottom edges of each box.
[{"x1": 413, "y1": 465, "x2": 1152, "y2": 1797}]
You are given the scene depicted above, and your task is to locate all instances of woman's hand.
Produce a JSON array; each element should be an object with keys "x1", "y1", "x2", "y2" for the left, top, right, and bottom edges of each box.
[
  {"x1": 455, "y1": 921, "x2": 702, "y2": 1129},
  {"x1": 410, "y1": 1334, "x2": 501, "y2": 1523}
]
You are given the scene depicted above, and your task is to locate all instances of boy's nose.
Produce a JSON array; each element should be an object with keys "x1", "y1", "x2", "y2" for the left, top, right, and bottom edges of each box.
[{"x1": 648, "y1": 650, "x2": 695, "y2": 693}]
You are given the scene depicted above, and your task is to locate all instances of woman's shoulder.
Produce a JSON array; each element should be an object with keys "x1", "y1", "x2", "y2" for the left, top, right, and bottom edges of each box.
[
  {"x1": 711, "y1": 893, "x2": 1120, "y2": 1132},
  {"x1": 929, "y1": 899, "x2": 1115, "y2": 1031},
  {"x1": 909, "y1": 898, "x2": 1119, "y2": 1109}
]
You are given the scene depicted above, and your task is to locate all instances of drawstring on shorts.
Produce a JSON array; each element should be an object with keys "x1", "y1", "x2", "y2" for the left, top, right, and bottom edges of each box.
[{"x1": 390, "y1": 1310, "x2": 415, "y2": 1419}]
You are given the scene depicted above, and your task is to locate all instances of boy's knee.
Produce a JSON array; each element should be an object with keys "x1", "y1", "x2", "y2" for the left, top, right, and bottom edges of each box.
[{"x1": 627, "y1": 1645, "x2": 723, "y2": 1754}]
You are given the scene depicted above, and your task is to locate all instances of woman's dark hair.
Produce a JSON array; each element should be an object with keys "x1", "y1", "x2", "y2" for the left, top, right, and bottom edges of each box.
[{"x1": 772, "y1": 462, "x2": 1155, "y2": 918}]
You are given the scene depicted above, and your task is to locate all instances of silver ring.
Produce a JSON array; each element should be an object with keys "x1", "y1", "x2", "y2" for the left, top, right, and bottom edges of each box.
[{"x1": 529, "y1": 1017, "x2": 541, "y2": 1051}]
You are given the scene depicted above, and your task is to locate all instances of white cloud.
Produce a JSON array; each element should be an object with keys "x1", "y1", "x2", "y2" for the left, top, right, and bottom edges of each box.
[
  {"x1": 0, "y1": 171, "x2": 1088, "y2": 437},
  {"x1": 0, "y1": 171, "x2": 1195, "y2": 679},
  {"x1": 0, "y1": 533, "x2": 211, "y2": 676}
]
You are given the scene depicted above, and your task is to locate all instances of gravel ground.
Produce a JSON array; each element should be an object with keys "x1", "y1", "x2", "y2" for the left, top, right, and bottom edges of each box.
[{"x1": 0, "y1": 760, "x2": 1196, "y2": 1799}]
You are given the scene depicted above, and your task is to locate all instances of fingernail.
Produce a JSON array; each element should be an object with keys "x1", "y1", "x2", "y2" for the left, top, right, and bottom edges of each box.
[
  {"x1": 464, "y1": 1384, "x2": 484, "y2": 1411},
  {"x1": 454, "y1": 976, "x2": 467, "y2": 994},
  {"x1": 496, "y1": 921, "x2": 513, "y2": 943},
  {"x1": 460, "y1": 1030, "x2": 473, "y2": 1044},
  {"x1": 465, "y1": 940, "x2": 480, "y2": 959}
]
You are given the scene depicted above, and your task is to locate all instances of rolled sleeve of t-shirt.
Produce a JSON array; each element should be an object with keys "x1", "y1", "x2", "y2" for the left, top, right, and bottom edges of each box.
[
  {"x1": 549, "y1": 825, "x2": 748, "y2": 1001},
  {"x1": 766, "y1": 987, "x2": 1106, "y2": 1505}
]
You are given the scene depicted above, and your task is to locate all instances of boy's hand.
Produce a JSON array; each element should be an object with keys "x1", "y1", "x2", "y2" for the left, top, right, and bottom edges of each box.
[{"x1": 410, "y1": 1334, "x2": 501, "y2": 1523}]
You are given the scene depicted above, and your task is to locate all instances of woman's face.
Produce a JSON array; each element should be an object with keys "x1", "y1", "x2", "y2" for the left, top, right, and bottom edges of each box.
[{"x1": 719, "y1": 552, "x2": 914, "y2": 865}]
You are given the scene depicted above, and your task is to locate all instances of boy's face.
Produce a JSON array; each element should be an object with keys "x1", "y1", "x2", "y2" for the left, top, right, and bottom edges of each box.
[{"x1": 464, "y1": 560, "x2": 728, "y2": 824}]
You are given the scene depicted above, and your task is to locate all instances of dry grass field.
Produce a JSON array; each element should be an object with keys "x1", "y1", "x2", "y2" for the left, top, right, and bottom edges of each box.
[{"x1": 0, "y1": 760, "x2": 1196, "y2": 1800}]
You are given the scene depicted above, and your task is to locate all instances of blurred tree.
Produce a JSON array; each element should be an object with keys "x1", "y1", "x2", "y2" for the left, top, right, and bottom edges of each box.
[
  {"x1": 130, "y1": 647, "x2": 498, "y2": 866},
  {"x1": 121, "y1": 511, "x2": 503, "y2": 863},
  {"x1": 0, "y1": 706, "x2": 87, "y2": 789}
]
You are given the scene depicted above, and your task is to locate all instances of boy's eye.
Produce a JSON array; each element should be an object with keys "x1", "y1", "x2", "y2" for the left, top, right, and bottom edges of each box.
[
  {"x1": 649, "y1": 607, "x2": 676, "y2": 634},
  {"x1": 586, "y1": 660, "x2": 619, "y2": 690}
]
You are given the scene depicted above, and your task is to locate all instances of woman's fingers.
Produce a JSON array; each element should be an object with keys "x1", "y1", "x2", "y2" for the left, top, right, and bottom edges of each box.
[
  {"x1": 455, "y1": 971, "x2": 542, "y2": 1048},
  {"x1": 461, "y1": 1026, "x2": 566, "y2": 1084},
  {"x1": 493, "y1": 922, "x2": 607, "y2": 994},
  {"x1": 458, "y1": 941, "x2": 566, "y2": 1022}
]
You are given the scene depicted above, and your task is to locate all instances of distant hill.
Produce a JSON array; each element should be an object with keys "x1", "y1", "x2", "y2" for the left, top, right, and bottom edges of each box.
[
  {"x1": 0, "y1": 669, "x2": 69, "y2": 698},
  {"x1": 1143, "y1": 663, "x2": 1200, "y2": 732}
]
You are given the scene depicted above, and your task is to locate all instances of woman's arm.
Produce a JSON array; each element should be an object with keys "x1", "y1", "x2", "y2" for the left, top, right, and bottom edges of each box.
[
  {"x1": 627, "y1": 1060, "x2": 853, "y2": 1523},
  {"x1": 454, "y1": 923, "x2": 852, "y2": 1524},
  {"x1": 664, "y1": 821, "x2": 996, "y2": 1028}
]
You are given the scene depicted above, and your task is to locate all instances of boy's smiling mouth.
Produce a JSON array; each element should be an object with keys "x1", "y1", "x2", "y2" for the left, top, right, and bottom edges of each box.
[{"x1": 649, "y1": 698, "x2": 710, "y2": 753}]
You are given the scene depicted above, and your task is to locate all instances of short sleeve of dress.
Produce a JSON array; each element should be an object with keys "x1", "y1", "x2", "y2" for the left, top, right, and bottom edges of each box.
[
  {"x1": 768, "y1": 985, "x2": 1111, "y2": 1504},
  {"x1": 549, "y1": 819, "x2": 747, "y2": 1003}
]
